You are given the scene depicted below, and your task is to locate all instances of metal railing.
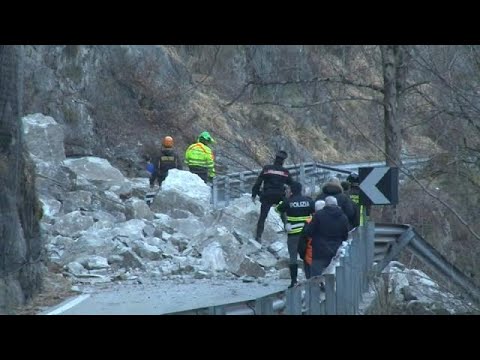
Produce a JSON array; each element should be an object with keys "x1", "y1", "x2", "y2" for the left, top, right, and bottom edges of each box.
[
  {"x1": 212, "y1": 157, "x2": 429, "y2": 208},
  {"x1": 167, "y1": 222, "x2": 376, "y2": 315},
  {"x1": 166, "y1": 221, "x2": 480, "y2": 314},
  {"x1": 373, "y1": 224, "x2": 480, "y2": 303}
]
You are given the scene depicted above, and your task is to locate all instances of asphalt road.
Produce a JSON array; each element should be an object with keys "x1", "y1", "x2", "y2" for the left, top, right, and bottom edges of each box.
[{"x1": 41, "y1": 277, "x2": 290, "y2": 315}]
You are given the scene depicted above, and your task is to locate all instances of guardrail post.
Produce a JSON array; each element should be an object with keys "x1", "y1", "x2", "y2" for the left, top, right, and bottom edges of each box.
[
  {"x1": 224, "y1": 176, "x2": 230, "y2": 207},
  {"x1": 360, "y1": 226, "x2": 369, "y2": 292},
  {"x1": 324, "y1": 273, "x2": 336, "y2": 315},
  {"x1": 212, "y1": 178, "x2": 218, "y2": 209},
  {"x1": 255, "y1": 296, "x2": 273, "y2": 315},
  {"x1": 345, "y1": 247, "x2": 354, "y2": 315},
  {"x1": 319, "y1": 300, "x2": 326, "y2": 315},
  {"x1": 307, "y1": 279, "x2": 321, "y2": 315},
  {"x1": 299, "y1": 163, "x2": 306, "y2": 185},
  {"x1": 352, "y1": 238, "x2": 360, "y2": 314},
  {"x1": 239, "y1": 172, "x2": 245, "y2": 194},
  {"x1": 208, "y1": 306, "x2": 225, "y2": 315},
  {"x1": 336, "y1": 257, "x2": 346, "y2": 315},
  {"x1": 286, "y1": 286, "x2": 302, "y2": 315},
  {"x1": 311, "y1": 171, "x2": 316, "y2": 197},
  {"x1": 352, "y1": 231, "x2": 361, "y2": 313},
  {"x1": 366, "y1": 221, "x2": 375, "y2": 273}
]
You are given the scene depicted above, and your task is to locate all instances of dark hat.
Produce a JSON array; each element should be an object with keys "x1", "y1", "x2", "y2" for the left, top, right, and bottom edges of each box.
[
  {"x1": 347, "y1": 172, "x2": 360, "y2": 186},
  {"x1": 275, "y1": 150, "x2": 288, "y2": 161}
]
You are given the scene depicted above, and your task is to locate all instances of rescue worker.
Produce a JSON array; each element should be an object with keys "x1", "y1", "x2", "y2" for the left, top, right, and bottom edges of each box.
[
  {"x1": 252, "y1": 150, "x2": 293, "y2": 243},
  {"x1": 184, "y1": 131, "x2": 216, "y2": 183},
  {"x1": 346, "y1": 172, "x2": 365, "y2": 228},
  {"x1": 150, "y1": 136, "x2": 182, "y2": 188},
  {"x1": 275, "y1": 181, "x2": 315, "y2": 288}
]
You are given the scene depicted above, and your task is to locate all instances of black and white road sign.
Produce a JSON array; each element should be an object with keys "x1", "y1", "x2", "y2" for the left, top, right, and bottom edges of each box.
[{"x1": 359, "y1": 167, "x2": 398, "y2": 206}]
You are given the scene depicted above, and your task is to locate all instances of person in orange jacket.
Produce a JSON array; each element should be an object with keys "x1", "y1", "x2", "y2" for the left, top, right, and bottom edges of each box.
[{"x1": 298, "y1": 200, "x2": 325, "y2": 279}]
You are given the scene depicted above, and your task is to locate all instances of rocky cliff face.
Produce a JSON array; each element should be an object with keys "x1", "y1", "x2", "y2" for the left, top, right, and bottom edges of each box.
[
  {"x1": 22, "y1": 45, "x2": 383, "y2": 177},
  {"x1": 0, "y1": 46, "x2": 43, "y2": 314}
]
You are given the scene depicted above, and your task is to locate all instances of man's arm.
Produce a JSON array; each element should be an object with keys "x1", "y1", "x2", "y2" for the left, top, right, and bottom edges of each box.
[
  {"x1": 275, "y1": 200, "x2": 288, "y2": 225},
  {"x1": 285, "y1": 170, "x2": 294, "y2": 186},
  {"x1": 251, "y1": 168, "x2": 264, "y2": 198}
]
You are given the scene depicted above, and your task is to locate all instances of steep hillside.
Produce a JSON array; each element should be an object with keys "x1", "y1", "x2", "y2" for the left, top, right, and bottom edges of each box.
[
  {"x1": 21, "y1": 45, "x2": 480, "y2": 287},
  {"x1": 23, "y1": 45, "x2": 422, "y2": 175}
]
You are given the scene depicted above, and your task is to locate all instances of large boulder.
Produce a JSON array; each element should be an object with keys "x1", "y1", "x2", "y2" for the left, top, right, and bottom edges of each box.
[
  {"x1": 62, "y1": 190, "x2": 93, "y2": 213},
  {"x1": 201, "y1": 242, "x2": 228, "y2": 271},
  {"x1": 22, "y1": 114, "x2": 76, "y2": 197},
  {"x1": 166, "y1": 217, "x2": 206, "y2": 239},
  {"x1": 110, "y1": 219, "x2": 147, "y2": 244},
  {"x1": 376, "y1": 261, "x2": 473, "y2": 315},
  {"x1": 125, "y1": 198, "x2": 154, "y2": 221},
  {"x1": 62, "y1": 156, "x2": 127, "y2": 191},
  {"x1": 150, "y1": 170, "x2": 211, "y2": 217},
  {"x1": 22, "y1": 113, "x2": 66, "y2": 164},
  {"x1": 39, "y1": 196, "x2": 62, "y2": 222},
  {"x1": 52, "y1": 211, "x2": 94, "y2": 238},
  {"x1": 60, "y1": 228, "x2": 117, "y2": 264},
  {"x1": 210, "y1": 194, "x2": 284, "y2": 244}
]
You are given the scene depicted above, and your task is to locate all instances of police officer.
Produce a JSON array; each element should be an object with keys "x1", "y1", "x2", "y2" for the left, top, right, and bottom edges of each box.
[
  {"x1": 275, "y1": 181, "x2": 315, "y2": 288},
  {"x1": 252, "y1": 150, "x2": 293, "y2": 243}
]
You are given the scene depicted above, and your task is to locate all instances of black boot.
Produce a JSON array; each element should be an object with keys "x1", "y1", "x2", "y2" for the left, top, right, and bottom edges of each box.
[{"x1": 288, "y1": 264, "x2": 298, "y2": 288}]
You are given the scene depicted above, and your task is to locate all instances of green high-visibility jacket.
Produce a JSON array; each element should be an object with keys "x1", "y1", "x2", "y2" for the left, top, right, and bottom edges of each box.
[{"x1": 184, "y1": 142, "x2": 215, "y2": 178}]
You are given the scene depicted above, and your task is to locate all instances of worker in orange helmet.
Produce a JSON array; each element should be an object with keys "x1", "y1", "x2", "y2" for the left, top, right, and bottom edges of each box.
[{"x1": 150, "y1": 135, "x2": 182, "y2": 188}]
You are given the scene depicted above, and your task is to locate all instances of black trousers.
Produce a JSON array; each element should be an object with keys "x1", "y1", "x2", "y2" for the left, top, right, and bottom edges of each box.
[
  {"x1": 188, "y1": 166, "x2": 209, "y2": 183},
  {"x1": 149, "y1": 171, "x2": 167, "y2": 187},
  {"x1": 256, "y1": 193, "x2": 283, "y2": 240}
]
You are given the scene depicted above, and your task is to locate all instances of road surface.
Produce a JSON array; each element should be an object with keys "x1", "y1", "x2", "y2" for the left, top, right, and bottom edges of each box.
[{"x1": 41, "y1": 277, "x2": 290, "y2": 315}]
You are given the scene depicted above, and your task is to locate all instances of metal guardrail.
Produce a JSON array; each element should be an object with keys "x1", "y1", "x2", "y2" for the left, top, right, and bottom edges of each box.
[
  {"x1": 166, "y1": 221, "x2": 480, "y2": 314},
  {"x1": 169, "y1": 156, "x2": 480, "y2": 314},
  {"x1": 167, "y1": 222, "x2": 376, "y2": 315},
  {"x1": 373, "y1": 223, "x2": 480, "y2": 304},
  {"x1": 212, "y1": 157, "x2": 429, "y2": 208}
]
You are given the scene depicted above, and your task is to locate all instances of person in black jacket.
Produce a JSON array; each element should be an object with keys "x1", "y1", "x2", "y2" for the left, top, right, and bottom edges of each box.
[
  {"x1": 346, "y1": 172, "x2": 364, "y2": 228},
  {"x1": 275, "y1": 181, "x2": 315, "y2": 288},
  {"x1": 252, "y1": 150, "x2": 293, "y2": 243},
  {"x1": 303, "y1": 196, "x2": 350, "y2": 277},
  {"x1": 150, "y1": 136, "x2": 182, "y2": 188},
  {"x1": 316, "y1": 176, "x2": 356, "y2": 229}
]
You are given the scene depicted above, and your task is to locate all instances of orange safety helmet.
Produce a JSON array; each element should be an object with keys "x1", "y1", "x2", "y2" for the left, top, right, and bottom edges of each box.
[{"x1": 162, "y1": 136, "x2": 174, "y2": 148}]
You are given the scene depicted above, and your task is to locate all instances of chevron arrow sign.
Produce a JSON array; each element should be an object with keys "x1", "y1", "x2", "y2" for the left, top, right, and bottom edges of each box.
[{"x1": 359, "y1": 167, "x2": 399, "y2": 206}]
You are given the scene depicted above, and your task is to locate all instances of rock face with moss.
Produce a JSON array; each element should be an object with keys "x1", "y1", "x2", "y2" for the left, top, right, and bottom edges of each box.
[{"x1": 0, "y1": 46, "x2": 44, "y2": 313}]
